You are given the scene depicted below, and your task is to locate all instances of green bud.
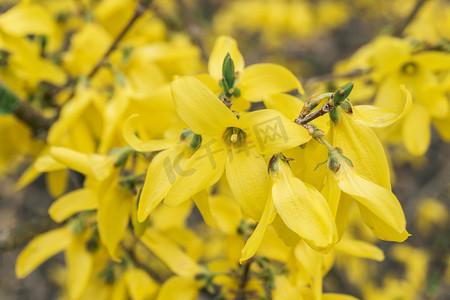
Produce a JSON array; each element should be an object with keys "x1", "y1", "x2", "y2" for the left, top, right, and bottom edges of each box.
[
  {"x1": 327, "y1": 151, "x2": 341, "y2": 173},
  {"x1": 122, "y1": 46, "x2": 133, "y2": 65},
  {"x1": 99, "y1": 265, "x2": 116, "y2": 284},
  {"x1": 86, "y1": 234, "x2": 99, "y2": 253},
  {"x1": 70, "y1": 218, "x2": 84, "y2": 234},
  {"x1": 189, "y1": 134, "x2": 202, "y2": 151},
  {"x1": 115, "y1": 147, "x2": 134, "y2": 167},
  {"x1": 180, "y1": 128, "x2": 194, "y2": 140},
  {"x1": 232, "y1": 87, "x2": 241, "y2": 98},
  {"x1": 0, "y1": 85, "x2": 19, "y2": 115},
  {"x1": 332, "y1": 82, "x2": 354, "y2": 106},
  {"x1": 220, "y1": 78, "x2": 229, "y2": 93},
  {"x1": 195, "y1": 273, "x2": 207, "y2": 280},
  {"x1": 327, "y1": 149, "x2": 353, "y2": 173},
  {"x1": 0, "y1": 50, "x2": 9, "y2": 67},
  {"x1": 222, "y1": 53, "x2": 235, "y2": 90}
]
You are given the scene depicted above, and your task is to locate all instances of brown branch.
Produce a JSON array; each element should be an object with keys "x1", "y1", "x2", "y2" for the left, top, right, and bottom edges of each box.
[
  {"x1": 86, "y1": 1, "x2": 149, "y2": 80},
  {"x1": 235, "y1": 258, "x2": 253, "y2": 300},
  {"x1": 305, "y1": 68, "x2": 370, "y2": 86},
  {"x1": 392, "y1": 0, "x2": 429, "y2": 37},
  {"x1": 295, "y1": 98, "x2": 335, "y2": 126},
  {"x1": 13, "y1": 98, "x2": 53, "y2": 135}
]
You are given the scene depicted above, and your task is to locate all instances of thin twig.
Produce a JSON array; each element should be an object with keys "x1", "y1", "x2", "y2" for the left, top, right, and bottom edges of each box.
[
  {"x1": 13, "y1": 98, "x2": 53, "y2": 135},
  {"x1": 392, "y1": 0, "x2": 429, "y2": 37},
  {"x1": 235, "y1": 258, "x2": 253, "y2": 300},
  {"x1": 305, "y1": 68, "x2": 370, "y2": 86},
  {"x1": 121, "y1": 236, "x2": 166, "y2": 283},
  {"x1": 295, "y1": 98, "x2": 335, "y2": 126},
  {"x1": 175, "y1": 0, "x2": 209, "y2": 62},
  {"x1": 86, "y1": 1, "x2": 148, "y2": 80}
]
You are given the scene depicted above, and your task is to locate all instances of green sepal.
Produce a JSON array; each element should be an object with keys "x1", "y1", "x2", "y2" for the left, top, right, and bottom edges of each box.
[
  {"x1": 232, "y1": 87, "x2": 241, "y2": 98},
  {"x1": 329, "y1": 107, "x2": 340, "y2": 125}
]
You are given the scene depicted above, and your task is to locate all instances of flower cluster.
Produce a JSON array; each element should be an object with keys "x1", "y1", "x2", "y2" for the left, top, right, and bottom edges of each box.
[{"x1": 0, "y1": 1, "x2": 449, "y2": 299}]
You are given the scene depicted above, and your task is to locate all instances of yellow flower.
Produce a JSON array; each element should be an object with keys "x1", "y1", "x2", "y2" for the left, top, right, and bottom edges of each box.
[
  {"x1": 240, "y1": 155, "x2": 337, "y2": 262},
  {"x1": 16, "y1": 224, "x2": 97, "y2": 299},
  {"x1": 166, "y1": 76, "x2": 310, "y2": 221},
  {"x1": 366, "y1": 36, "x2": 450, "y2": 155},
  {"x1": 199, "y1": 35, "x2": 303, "y2": 111},
  {"x1": 327, "y1": 150, "x2": 409, "y2": 242}
]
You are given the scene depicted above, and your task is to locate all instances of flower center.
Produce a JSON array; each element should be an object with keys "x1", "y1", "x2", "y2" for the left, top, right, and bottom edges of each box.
[{"x1": 223, "y1": 127, "x2": 246, "y2": 146}]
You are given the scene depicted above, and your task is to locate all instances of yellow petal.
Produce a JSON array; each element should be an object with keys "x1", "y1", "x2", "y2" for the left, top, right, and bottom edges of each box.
[
  {"x1": 240, "y1": 195, "x2": 275, "y2": 263},
  {"x1": 111, "y1": 277, "x2": 128, "y2": 300},
  {"x1": 272, "y1": 160, "x2": 337, "y2": 251},
  {"x1": 331, "y1": 105, "x2": 391, "y2": 189},
  {"x1": 49, "y1": 188, "x2": 98, "y2": 223},
  {"x1": 164, "y1": 137, "x2": 227, "y2": 207},
  {"x1": 0, "y1": 4, "x2": 55, "y2": 36},
  {"x1": 334, "y1": 236, "x2": 384, "y2": 261},
  {"x1": 263, "y1": 93, "x2": 304, "y2": 120},
  {"x1": 208, "y1": 35, "x2": 245, "y2": 80},
  {"x1": 140, "y1": 229, "x2": 201, "y2": 278},
  {"x1": 46, "y1": 169, "x2": 68, "y2": 198},
  {"x1": 15, "y1": 164, "x2": 41, "y2": 190},
  {"x1": 192, "y1": 190, "x2": 216, "y2": 227},
  {"x1": 239, "y1": 63, "x2": 304, "y2": 102},
  {"x1": 273, "y1": 275, "x2": 304, "y2": 300},
  {"x1": 402, "y1": 104, "x2": 431, "y2": 156},
  {"x1": 124, "y1": 268, "x2": 159, "y2": 300},
  {"x1": 47, "y1": 88, "x2": 93, "y2": 145},
  {"x1": 358, "y1": 205, "x2": 410, "y2": 242},
  {"x1": 194, "y1": 73, "x2": 222, "y2": 95},
  {"x1": 226, "y1": 143, "x2": 270, "y2": 220},
  {"x1": 66, "y1": 235, "x2": 94, "y2": 299},
  {"x1": 434, "y1": 112, "x2": 450, "y2": 141},
  {"x1": 122, "y1": 115, "x2": 176, "y2": 152},
  {"x1": 413, "y1": 51, "x2": 450, "y2": 71},
  {"x1": 240, "y1": 109, "x2": 310, "y2": 155},
  {"x1": 156, "y1": 276, "x2": 199, "y2": 300},
  {"x1": 272, "y1": 215, "x2": 300, "y2": 247},
  {"x1": 354, "y1": 85, "x2": 412, "y2": 127},
  {"x1": 35, "y1": 155, "x2": 65, "y2": 172},
  {"x1": 97, "y1": 180, "x2": 132, "y2": 261},
  {"x1": 209, "y1": 194, "x2": 242, "y2": 234},
  {"x1": 138, "y1": 149, "x2": 175, "y2": 222},
  {"x1": 335, "y1": 193, "x2": 353, "y2": 240},
  {"x1": 50, "y1": 147, "x2": 112, "y2": 180},
  {"x1": 16, "y1": 227, "x2": 71, "y2": 278},
  {"x1": 171, "y1": 76, "x2": 238, "y2": 135},
  {"x1": 374, "y1": 77, "x2": 406, "y2": 121},
  {"x1": 321, "y1": 175, "x2": 342, "y2": 218},
  {"x1": 334, "y1": 163, "x2": 407, "y2": 236}
]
